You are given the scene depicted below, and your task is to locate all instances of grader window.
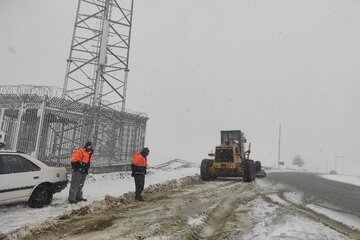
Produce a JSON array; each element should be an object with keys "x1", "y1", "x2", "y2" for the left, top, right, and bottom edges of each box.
[{"x1": 215, "y1": 147, "x2": 233, "y2": 162}]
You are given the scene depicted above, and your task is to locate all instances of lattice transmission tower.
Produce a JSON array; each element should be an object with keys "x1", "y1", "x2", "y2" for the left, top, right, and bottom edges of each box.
[
  {"x1": 0, "y1": 0, "x2": 147, "y2": 164},
  {"x1": 62, "y1": 0, "x2": 134, "y2": 111}
]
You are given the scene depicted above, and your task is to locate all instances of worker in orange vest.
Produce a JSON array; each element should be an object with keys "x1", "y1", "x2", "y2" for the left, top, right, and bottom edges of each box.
[
  {"x1": 68, "y1": 141, "x2": 94, "y2": 204},
  {"x1": 131, "y1": 147, "x2": 149, "y2": 201}
]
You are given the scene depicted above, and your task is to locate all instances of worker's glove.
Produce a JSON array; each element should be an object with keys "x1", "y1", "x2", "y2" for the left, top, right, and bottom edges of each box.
[
  {"x1": 71, "y1": 162, "x2": 79, "y2": 171},
  {"x1": 78, "y1": 166, "x2": 85, "y2": 174},
  {"x1": 77, "y1": 162, "x2": 89, "y2": 174}
]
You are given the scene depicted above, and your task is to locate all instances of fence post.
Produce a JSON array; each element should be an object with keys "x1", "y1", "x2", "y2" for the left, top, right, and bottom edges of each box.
[
  {"x1": 12, "y1": 102, "x2": 25, "y2": 150},
  {"x1": 34, "y1": 98, "x2": 47, "y2": 159}
]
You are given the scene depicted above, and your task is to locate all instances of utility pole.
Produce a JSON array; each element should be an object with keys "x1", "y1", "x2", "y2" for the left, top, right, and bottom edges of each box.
[
  {"x1": 326, "y1": 157, "x2": 328, "y2": 173},
  {"x1": 335, "y1": 155, "x2": 338, "y2": 172},
  {"x1": 278, "y1": 124, "x2": 283, "y2": 168},
  {"x1": 334, "y1": 155, "x2": 344, "y2": 174}
]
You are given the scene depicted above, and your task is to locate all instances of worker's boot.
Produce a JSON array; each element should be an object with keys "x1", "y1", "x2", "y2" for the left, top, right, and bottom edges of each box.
[{"x1": 135, "y1": 195, "x2": 144, "y2": 201}]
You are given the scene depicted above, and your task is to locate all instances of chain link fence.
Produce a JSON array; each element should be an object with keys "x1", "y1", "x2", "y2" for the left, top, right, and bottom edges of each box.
[{"x1": 0, "y1": 85, "x2": 148, "y2": 167}]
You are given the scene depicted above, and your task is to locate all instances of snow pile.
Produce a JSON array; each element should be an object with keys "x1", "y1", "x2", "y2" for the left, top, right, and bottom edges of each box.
[
  {"x1": 267, "y1": 194, "x2": 289, "y2": 206},
  {"x1": 283, "y1": 191, "x2": 304, "y2": 205},
  {"x1": 320, "y1": 174, "x2": 360, "y2": 187},
  {"x1": 255, "y1": 177, "x2": 287, "y2": 192}
]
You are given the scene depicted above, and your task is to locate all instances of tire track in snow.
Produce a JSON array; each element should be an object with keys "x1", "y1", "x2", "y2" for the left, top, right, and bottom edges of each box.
[{"x1": 179, "y1": 183, "x2": 256, "y2": 240}]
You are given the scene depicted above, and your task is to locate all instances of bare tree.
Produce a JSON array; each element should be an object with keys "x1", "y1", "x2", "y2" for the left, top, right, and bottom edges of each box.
[{"x1": 292, "y1": 155, "x2": 305, "y2": 169}]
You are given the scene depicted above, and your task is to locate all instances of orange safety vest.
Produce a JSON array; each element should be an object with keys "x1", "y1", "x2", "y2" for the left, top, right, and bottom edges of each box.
[
  {"x1": 132, "y1": 152, "x2": 147, "y2": 167},
  {"x1": 71, "y1": 148, "x2": 93, "y2": 164}
]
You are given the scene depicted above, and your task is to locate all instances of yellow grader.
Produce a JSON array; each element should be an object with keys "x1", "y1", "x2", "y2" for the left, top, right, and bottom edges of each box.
[{"x1": 200, "y1": 130, "x2": 265, "y2": 182}]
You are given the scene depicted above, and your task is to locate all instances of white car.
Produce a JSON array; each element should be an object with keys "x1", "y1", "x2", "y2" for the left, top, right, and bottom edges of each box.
[{"x1": 0, "y1": 150, "x2": 68, "y2": 208}]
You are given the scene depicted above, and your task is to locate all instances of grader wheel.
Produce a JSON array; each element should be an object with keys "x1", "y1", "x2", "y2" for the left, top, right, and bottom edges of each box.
[
  {"x1": 243, "y1": 159, "x2": 255, "y2": 182},
  {"x1": 255, "y1": 161, "x2": 262, "y2": 172},
  {"x1": 200, "y1": 159, "x2": 214, "y2": 181}
]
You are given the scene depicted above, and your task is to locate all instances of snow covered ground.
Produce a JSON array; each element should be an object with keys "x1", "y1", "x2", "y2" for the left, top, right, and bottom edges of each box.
[
  {"x1": 265, "y1": 167, "x2": 300, "y2": 173},
  {"x1": 1, "y1": 164, "x2": 359, "y2": 239},
  {"x1": 0, "y1": 161, "x2": 199, "y2": 234},
  {"x1": 320, "y1": 174, "x2": 360, "y2": 187},
  {"x1": 264, "y1": 168, "x2": 360, "y2": 232},
  {"x1": 307, "y1": 204, "x2": 360, "y2": 230},
  {"x1": 281, "y1": 181, "x2": 360, "y2": 231},
  {"x1": 254, "y1": 179, "x2": 359, "y2": 239},
  {"x1": 242, "y1": 196, "x2": 348, "y2": 240}
]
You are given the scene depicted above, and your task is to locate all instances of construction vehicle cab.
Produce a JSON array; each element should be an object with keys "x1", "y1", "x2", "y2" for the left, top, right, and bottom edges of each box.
[{"x1": 201, "y1": 130, "x2": 264, "y2": 182}]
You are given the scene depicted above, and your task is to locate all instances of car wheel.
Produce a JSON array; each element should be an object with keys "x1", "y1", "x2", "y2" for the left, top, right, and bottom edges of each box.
[{"x1": 29, "y1": 185, "x2": 53, "y2": 208}]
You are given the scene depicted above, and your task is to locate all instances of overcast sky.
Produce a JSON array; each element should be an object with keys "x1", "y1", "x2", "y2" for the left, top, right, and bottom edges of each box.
[{"x1": 1, "y1": 0, "x2": 359, "y2": 175}]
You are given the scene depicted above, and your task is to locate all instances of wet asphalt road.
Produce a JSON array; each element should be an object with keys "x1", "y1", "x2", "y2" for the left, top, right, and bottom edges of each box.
[{"x1": 267, "y1": 172, "x2": 360, "y2": 217}]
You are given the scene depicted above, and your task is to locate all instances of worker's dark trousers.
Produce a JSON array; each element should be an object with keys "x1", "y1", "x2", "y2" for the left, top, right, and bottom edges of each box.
[
  {"x1": 134, "y1": 174, "x2": 145, "y2": 199},
  {"x1": 68, "y1": 171, "x2": 87, "y2": 202}
]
